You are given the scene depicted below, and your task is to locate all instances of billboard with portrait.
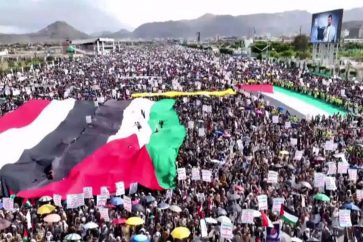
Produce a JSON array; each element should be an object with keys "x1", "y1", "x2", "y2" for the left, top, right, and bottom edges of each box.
[{"x1": 310, "y1": 9, "x2": 343, "y2": 43}]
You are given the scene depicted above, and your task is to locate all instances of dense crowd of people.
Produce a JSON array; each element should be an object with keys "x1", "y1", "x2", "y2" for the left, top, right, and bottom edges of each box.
[{"x1": 0, "y1": 45, "x2": 362, "y2": 242}]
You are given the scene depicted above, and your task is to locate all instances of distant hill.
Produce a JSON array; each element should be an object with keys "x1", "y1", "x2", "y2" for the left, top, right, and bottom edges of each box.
[
  {"x1": 132, "y1": 7, "x2": 363, "y2": 39},
  {"x1": 0, "y1": 21, "x2": 89, "y2": 44},
  {"x1": 342, "y1": 21, "x2": 363, "y2": 38},
  {"x1": 102, "y1": 29, "x2": 131, "y2": 38}
]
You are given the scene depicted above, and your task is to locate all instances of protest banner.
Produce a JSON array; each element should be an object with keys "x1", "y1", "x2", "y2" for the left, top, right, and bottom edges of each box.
[
  {"x1": 188, "y1": 121, "x2": 194, "y2": 129},
  {"x1": 325, "y1": 176, "x2": 337, "y2": 191},
  {"x1": 290, "y1": 138, "x2": 297, "y2": 146},
  {"x1": 272, "y1": 198, "x2": 284, "y2": 212},
  {"x1": 294, "y1": 150, "x2": 304, "y2": 160},
  {"x1": 115, "y1": 181, "x2": 125, "y2": 196},
  {"x1": 357, "y1": 190, "x2": 363, "y2": 201},
  {"x1": 348, "y1": 169, "x2": 357, "y2": 182},
  {"x1": 198, "y1": 128, "x2": 205, "y2": 137},
  {"x1": 272, "y1": 116, "x2": 279, "y2": 124},
  {"x1": 267, "y1": 171, "x2": 278, "y2": 184},
  {"x1": 53, "y1": 194, "x2": 62, "y2": 207},
  {"x1": 99, "y1": 207, "x2": 110, "y2": 222},
  {"x1": 100, "y1": 186, "x2": 110, "y2": 198},
  {"x1": 339, "y1": 209, "x2": 352, "y2": 227},
  {"x1": 314, "y1": 172, "x2": 325, "y2": 188},
  {"x1": 96, "y1": 195, "x2": 108, "y2": 207},
  {"x1": 201, "y1": 169, "x2": 212, "y2": 182},
  {"x1": 267, "y1": 223, "x2": 281, "y2": 242},
  {"x1": 177, "y1": 168, "x2": 186, "y2": 180},
  {"x1": 66, "y1": 194, "x2": 78, "y2": 209},
  {"x1": 83, "y1": 187, "x2": 93, "y2": 199},
  {"x1": 337, "y1": 162, "x2": 349, "y2": 174},
  {"x1": 327, "y1": 162, "x2": 337, "y2": 175},
  {"x1": 192, "y1": 167, "x2": 200, "y2": 181},
  {"x1": 241, "y1": 209, "x2": 254, "y2": 224},
  {"x1": 123, "y1": 196, "x2": 132, "y2": 213},
  {"x1": 3, "y1": 198, "x2": 13, "y2": 211},
  {"x1": 285, "y1": 121, "x2": 291, "y2": 129},
  {"x1": 257, "y1": 195, "x2": 268, "y2": 210},
  {"x1": 75, "y1": 193, "x2": 84, "y2": 207},
  {"x1": 200, "y1": 219, "x2": 208, "y2": 238},
  {"x1": 220, "y1": 222, "x2": 234, "y2": 239}
]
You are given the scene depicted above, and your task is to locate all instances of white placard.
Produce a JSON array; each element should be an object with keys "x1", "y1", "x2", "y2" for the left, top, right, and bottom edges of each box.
[
  {"x1": 294, "y1": 150, "x2": 304, "y2": 160},
  {"x1": 85, "y1": 115, "x2": 92, "y2": 124},
  {"x1": 348, "y1": 169, "x2": 357, "y2": 182},
  {"x1": 267, "y1": 171, "x2": 278, "y2": 184},
  {"x1": 237, "y1": 140, "x2": 243, "y2": 151},
  {"x1": 314, "y1": 172, "x2": 326, "y2": 188},
  {"x1": 257, "y1": 195, "x2": 268, "y2": 210},
  {"x1": 53, "y1": 194, "x2": 62, "y2": 207},
  {"x1": 2, "y1": 198, "x2": 13, "y2": 211},
  {"x1": 129, "y1": 182, "x2": 138, "y2": 195},
  {"x1": 123, "y1": 196, "x2": 132, "y2": 213},
  {"x1": 241, "y1": 209, "x2": 254, "y2": 224},
  {"x1": 339, "y1": 209, "x2": 352, "y2": 227},
  {"x1": 327, "y1": 162, "x2": 337, "y2": 175},
  {"x1": 356, "y1": 190, "x2": 363, "y2": 201},
  {"x1": 115, "y1": 181, "x2": 125, "y2": 196},
  {"x1": 337, "y1": 162, "x2": 349, "y2": 174},
  {"x1": 198, "y1": 128, "x2": 205, "y2": 137},
  {"x1": 99, "y1": 207, "x2": 110, "y2": 222},
  {"x1": 188, "y1": 121, "x2": 194, "y2": 129},
  {"x1": 290, "y1": 138, "x2": 297, "y2": 146},
  {"x1": 100, "y1": 186, "x2": 110, "y2": 198},
  {"x1": 313, "y1": 147, "x2": 320, "y2": 155},
  {"x1": 177, "y1": 168, "x2": 187, "y2": 180},
  {"x1": 285, "y1": 122, "x2": 291, "y2": 129},
  {"x1": 96, "y1": 195, "x2": 108, "y2": 207},
  {"x1": 66, "y1": 194, "x2": 78, "y2": 209},
  {"x1": 200, "y1": 219, "x2": 208, "y2": 238},
  {"x1": 83, "y1": 187, "x2": 93, "y2": 199},
  {"x1": 272, "y1": 198, "x2": 285, "y2": 212},
  {"x1": 192, "y1": 167, "x2": 201, "y2": 181},
  {"x1": 220, "y1": 222, "x2": 234, "y2": 239},
  {"x1": 201, "y1": 169, "x2": 212, "y2": 182},
  {"x1": 324, "y1": 141, "x2": 335, "y2": 151},
  {"x1": 272, "y1": 116, "x2": 279, "y2": 124},
  {"x1": 325, "y1": 176, "x2": 337, "y2": 191}
]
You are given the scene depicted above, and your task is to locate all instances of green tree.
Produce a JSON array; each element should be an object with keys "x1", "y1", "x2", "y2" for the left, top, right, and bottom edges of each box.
[{"x1": 293, "y1": 35, "x2": 309, "y2": 52}]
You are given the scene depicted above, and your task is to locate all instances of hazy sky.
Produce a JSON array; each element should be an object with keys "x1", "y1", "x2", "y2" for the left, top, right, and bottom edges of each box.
[
  {"x1": 97, "y1": 0, "x2": 363, "y2": 27},
  {"x1": 0, "y1": 0, "x2": 362, "y2": 33}
]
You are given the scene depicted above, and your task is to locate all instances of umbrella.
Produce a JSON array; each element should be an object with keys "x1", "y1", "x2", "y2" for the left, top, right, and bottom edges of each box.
[
  {"x1": 299, "y1": 181, "x2": 312, "y2": 190},
  {"x1": 217, "y1": 207, "x2": 227, "y2": 216},
  {"x1": 43, "y1": 214, "x2": 61, "y2": 223},
  {"x1": 157, "y1": 202, "x2": 170, "y2": 210},
  {"x1": 342, "y1": 202, "x2": 361, "y2": 211},
  {"x1": 169, "y1": 205, "x2": 182, "y2": 213},
  {"x1": 37, "y1": 204, "x2": 56, "y2": 215},
  {"x1": 291, "y1": 238, "x2": 303, "y2": 242},
  {"x1": 217, "y1": 216, "x2": 231, "y2": 224},
  {"x1": 313, "y1": 193, "x2": 330, "y2": 202},
  {"x1": 205, "y1": 217, "x2": 218, "y2": 224},
  {"x1": 171, "y1": 227, "x2": 191, "y2": 240},
  {"x1": 39, "y1": 196, "x2": 52, "y2": 202},
  {"x1": 229, "y1": 203, "x2": 242, "y2": 213},
  {"x1": 112, "y1": 218, "x2": 126, "y2": 225},
  {"x1": 111, "y1": 197, "x2": 123, "y2": 206},
  {"x1": 126, "y1": 217, "x2": 145, "y2": 226},
  {"x1": 0, "y1": 219, "x2": 11, "y2": 230},
  {"x1": 83, "y1": 222, "x2": 99, "y2": 230},
  {"x1": 132, "y1": 204, "x2": 145, "y2": 213},
  {"x1": 144, "y1": 195, "x2": 156, "y2": 203},
  {"x1": 64, "y1": 233, "x2": 81, "y2": 241},
  {"x1": 132, "y1": 234, "x2": 150, "y2": 242}
]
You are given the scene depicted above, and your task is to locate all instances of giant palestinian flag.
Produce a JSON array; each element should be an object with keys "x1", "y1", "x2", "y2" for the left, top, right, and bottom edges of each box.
[{"x1": 0, "y1": 98, "x2": 185, "y2": 198}]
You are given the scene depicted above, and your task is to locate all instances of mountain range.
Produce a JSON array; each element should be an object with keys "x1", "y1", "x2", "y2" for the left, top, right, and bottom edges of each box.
[{"x1": 1, "y1": 7, "x2": 363, "y2": 44}]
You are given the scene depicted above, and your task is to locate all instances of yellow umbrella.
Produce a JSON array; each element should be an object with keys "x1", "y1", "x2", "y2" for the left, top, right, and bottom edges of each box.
[
  {"x1": 37, "y1": 204, "x2": 55, "y2": 215},
  {"x1": 126, "y1": 217, "x2": 144, "y2": 226},
  {"x1": 171, "y1": 227, "x2": 191, "y2": 240}
]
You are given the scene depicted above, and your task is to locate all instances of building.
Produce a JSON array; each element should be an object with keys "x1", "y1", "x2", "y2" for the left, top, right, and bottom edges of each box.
[{"x1": 71, "y1": 38, "x2": 116, "y2": 55}]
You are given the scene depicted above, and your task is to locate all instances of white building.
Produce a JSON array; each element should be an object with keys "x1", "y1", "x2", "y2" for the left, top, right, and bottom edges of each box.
[{"x1": 71, "y1": 38, "x2": 116, "y2": 55}]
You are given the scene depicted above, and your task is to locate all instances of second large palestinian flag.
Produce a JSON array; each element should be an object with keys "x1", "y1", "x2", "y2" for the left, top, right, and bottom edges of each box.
[{"x1": 0, "y1": 98, "x2": 185, "y2": 198}]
